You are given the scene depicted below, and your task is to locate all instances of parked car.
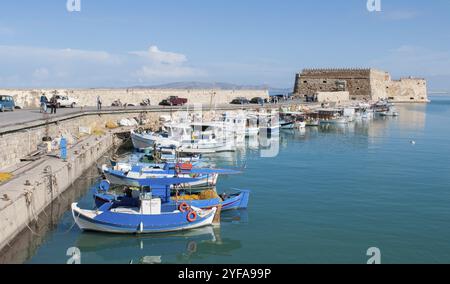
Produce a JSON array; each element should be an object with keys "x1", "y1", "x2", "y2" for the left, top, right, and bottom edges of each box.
[
  {"x1": 250, "y1": 97, "x2": 264, "y2": 104},
  {"x1": 230, "y1": 97, "x2": 250, "y2": 105},
  {"x1": 0, "y1": 95, "x2": 16, "y2": 112},
  {"x1": 159, "y1": 96, "x2": 188, "y2": 106},
  {"x1": 48, "y1": 95, "x2": 78, "y2": 108}
]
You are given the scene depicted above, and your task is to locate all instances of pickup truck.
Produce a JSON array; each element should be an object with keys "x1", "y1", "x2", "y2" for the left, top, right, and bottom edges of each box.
[
  {"x1": 47, "y1": 95, "x2": 78, "y2": 108},
  {"x1": 159, "y1": 96, "x2": 188, "y2": 106}
]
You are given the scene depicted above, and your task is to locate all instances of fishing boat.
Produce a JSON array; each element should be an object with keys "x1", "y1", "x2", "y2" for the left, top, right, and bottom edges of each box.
[
  {"x1": 320, "y1": 116, "x2": 349, "y2": 124},
  {"x1": 221, "y1": 112, "x2": 246, "y2": 141},
  {"x1": 102, "y1": 164, "x2": 219, "y2": 187},
  {"x1": 318, "y1": 109, "x2": 349, "y2": 125},
  {"x1": 144, "y1": 145, "x2": 202, "y2": 164},
  {"x1": 163, "y1": 122, "x2": 236, "y2": 153},
  {"x1": 280, "y1": 119, "x2": 295, "y2": 129},
  {"x1": 131, "y1": 129, "x2": 179, "y2": 150},
  {"x1": 93, "y1": 181, "x2": 250, "y2": 212},
  {"x1": 305, "y1": 118, "x2": 320, "y2": 127},
  {"x1": 102, "y1": 162, "x2": 242, "y2": 188},
  {"x1": 258, "y1": 112, "x2": 280, "y2": 136},
  {"x1": 379, "y1": 108, "x2": 399, "y2": 117},
  {"x1": 110, "y1": 148, "x2": 201, "y2": 168},
  {"x1": 245, "y1": 114, "x2": 259, "y2": 136},
  {"x1": 71, "y1": 178, "x2": 218, "y2": 234},
  {"x1": 280, "y1": 111, "x2": 306, "y2": 130}
]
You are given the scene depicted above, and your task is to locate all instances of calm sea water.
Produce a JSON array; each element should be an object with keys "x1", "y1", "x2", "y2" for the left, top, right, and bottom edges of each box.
[{"x1": 26, "y1": 96, "x2": 450, "y2": 264}]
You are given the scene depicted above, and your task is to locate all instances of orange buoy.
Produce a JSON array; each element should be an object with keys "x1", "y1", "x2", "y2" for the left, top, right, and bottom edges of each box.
[
  {"x1": 187, "y1": 210, "x2": 197, "y2": 222},
  {"x1": 178, "y1": 202, "x2": 190, "y2": 213}
]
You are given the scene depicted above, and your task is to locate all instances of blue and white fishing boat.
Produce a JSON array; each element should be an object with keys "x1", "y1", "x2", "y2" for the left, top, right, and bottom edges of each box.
[
  {"x1": 71, "y1": 178, "x2": 218, "y2": 234},
  {"x1": 111, "y1": 147, "x2": 202, "y2": 168},
  {"x1": 101, "y1": 163, "x2": 241, "y2": 188},
  {"x1": 93, "y1": 181, "x2": 250, "y2": 211}
]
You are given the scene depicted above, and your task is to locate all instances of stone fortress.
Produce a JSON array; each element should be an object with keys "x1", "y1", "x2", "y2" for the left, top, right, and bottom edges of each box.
[{"x1": 293, "y1": 68, "x2": 428, "y2": 103}]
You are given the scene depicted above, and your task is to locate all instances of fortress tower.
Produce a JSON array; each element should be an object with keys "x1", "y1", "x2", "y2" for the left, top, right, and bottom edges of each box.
[{"x1": 293, "y1": 68, "x2": 428, "y2": 102}]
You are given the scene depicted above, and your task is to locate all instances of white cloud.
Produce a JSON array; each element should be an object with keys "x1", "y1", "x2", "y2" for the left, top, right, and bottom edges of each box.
[
  {"x1": 130, "y1": 45, "x2": 204, "y2": 81},
  {"x1": 0, "y1": 45, "x2": 204, "y2": 87},
  {"x1": 0, "y1": 45, "x2": 119, "y2": 64},
  {"x1": 130, "y1": 45, "x2": 187, "y2": 64}
]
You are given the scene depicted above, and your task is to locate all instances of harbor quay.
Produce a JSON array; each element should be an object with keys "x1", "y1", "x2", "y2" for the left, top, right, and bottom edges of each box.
[
  {"x1": 0, "y1": 99, "x2": 294, "y2": 255},
  {"x1": 0, "y1": 68, "x2": 431, "y2": 262},
  {"x1": 0, "y1": 94, "x2": 395, "y2": 256}
]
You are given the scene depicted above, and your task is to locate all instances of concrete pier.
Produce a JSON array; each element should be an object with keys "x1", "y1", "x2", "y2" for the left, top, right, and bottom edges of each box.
[{"x1": 0, "y1": 132, "x2": 116, "y2": 252}]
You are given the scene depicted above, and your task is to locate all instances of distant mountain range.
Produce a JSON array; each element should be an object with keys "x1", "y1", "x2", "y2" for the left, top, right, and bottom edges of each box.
[{"x1": 131, "y1": 81, "x2": 292, "y2": 94}]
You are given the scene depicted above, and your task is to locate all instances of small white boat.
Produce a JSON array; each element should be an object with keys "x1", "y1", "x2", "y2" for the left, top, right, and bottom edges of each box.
[
  {"x1": 163, "y1": 122, "x2": 236, "y2": 153},
  {"x1": 295, "y1": 121, "x2": 306, "y2": 129},
  {"x1": 131, "y1": 130, "x2": 179, "y2": 150},
  {"x1": 280, "y1": 120, "x2": 295, "y2": 129},
  {"x1": 305, "y1": 118, "x2": 320, "y2": 127},
  {"x1": 245, "y1": 114, "x2": 259, "y2": 137},
  {"x1": 379, "y1": 109, "x2": 399, "y2": 117},
  {"x1": 258, "y1": 112, "x2": 280, "y2": 135},
  {"x1": 320, "y1": 116, "x2": 349, "y2": 124}
]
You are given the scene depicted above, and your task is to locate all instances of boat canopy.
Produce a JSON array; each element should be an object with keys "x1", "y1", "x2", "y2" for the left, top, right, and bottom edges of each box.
[{"x1": 137, "y1": 177, "x2": 202, "y2": 187}]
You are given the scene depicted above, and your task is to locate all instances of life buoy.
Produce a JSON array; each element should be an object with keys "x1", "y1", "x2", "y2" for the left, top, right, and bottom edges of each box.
[
  {"x1": 181, "y1": 162, "x2": 193, "y2": 171},
  {"x1": 179, "y1": 202, "x2": 190, "y2": 213},
  {"x1": 187, "y1": 210, "x2": 197, "y2": 222}
]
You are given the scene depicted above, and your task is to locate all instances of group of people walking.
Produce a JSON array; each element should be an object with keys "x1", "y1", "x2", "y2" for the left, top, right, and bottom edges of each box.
[{"x1": 40, "y1": 94, "x2": 57, "y2": 114}]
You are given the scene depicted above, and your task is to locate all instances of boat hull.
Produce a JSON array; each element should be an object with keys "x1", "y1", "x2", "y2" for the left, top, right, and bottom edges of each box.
[
  {"x1": 103, "y1": 170, "x2": 218, "y2": 187},
  {"x1": 280, "y1": 121, "x2": 295, "y2": 129},
  {"x1": 72, "y1": 203, "x2": 217, "y2": 234},
  {"x1": 131, "y1": 131, "x2": 179, "y2": 150},
  {"x1": 94, "y1": 189, "x2": 250, "y2": 211}
]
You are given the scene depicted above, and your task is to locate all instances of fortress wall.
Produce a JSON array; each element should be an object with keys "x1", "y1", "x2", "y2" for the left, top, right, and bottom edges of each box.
[
  {"x1": 294, "y1": 68, "x2": 428, "y2": 103},
  {"x1": 316, "y1": 91, "x2": 350, "y2": 103},
  {"x1": 369, "y1": 69, "x2": 390, "y2": 101},
  {"x1": 386, "y1": 79, "x2": 428, "y2": 103},
  {"x1": 295, "y1": 69, "x2": 372, "y2": 100},
  {"x1": 0, "y1": 89, "x2": 269, "y2": 108}
]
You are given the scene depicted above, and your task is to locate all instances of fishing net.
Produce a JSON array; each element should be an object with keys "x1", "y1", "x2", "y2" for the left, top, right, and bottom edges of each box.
[
  {"x1": 105, "y1": 120, "x2": 118, "y2": 129},
  {"x1": 0, "y1": 172, "x2": 13, "y2": 183},
  {"x1": 172, "y1": 189, "x2": 219, "y2": 201}
]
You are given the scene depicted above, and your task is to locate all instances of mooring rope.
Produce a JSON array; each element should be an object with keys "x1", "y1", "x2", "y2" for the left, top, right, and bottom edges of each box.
[
  {"x1": 55, "y1": 210, "x2": 81, "y2": 235},
  {"x1": 25, "y1": 222, "x2": 41, "y2": 237}
]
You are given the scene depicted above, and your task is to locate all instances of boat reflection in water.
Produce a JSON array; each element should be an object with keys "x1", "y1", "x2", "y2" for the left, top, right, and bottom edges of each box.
[{"x1": 75, "y1": 218, "x2": 244, "y2": 264}]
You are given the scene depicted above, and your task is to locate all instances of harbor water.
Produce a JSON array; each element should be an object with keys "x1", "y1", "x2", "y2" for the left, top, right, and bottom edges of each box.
[{"x1": 22, "y1": 96, "x2": 450, "y2": 263}]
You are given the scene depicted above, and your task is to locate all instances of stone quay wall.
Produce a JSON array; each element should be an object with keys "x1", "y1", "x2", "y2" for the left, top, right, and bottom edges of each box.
[
  {"x1": 0, "y1": 88, "x2": 269, "y2": 108},
  {"x1": 0, "y1": 110, "x2": 164, "y2": 170},
  {"x1": 0, "y1": 133, "x2": 115, "y2": 253}
]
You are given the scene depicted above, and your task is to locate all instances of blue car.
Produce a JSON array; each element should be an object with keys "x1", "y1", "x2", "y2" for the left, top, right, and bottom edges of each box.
[{"x1": 0, "y1": 95, "x2": 15, "y2": 112}]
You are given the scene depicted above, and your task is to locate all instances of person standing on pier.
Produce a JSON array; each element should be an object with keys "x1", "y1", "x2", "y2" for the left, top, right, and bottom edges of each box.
[
  {"x1": 97, "y1": 95, "x2": 102, "y2": 110},
  {"x1": 40, "y1": 93, "x2": 48, "y2": 113},
  {"x1": 49, "y1": 95, "x2": 57, "y2": 114}
]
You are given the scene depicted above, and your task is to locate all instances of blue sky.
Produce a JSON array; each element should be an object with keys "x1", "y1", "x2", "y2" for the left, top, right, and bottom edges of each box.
[{"x1": 0, "y1": 0, "x2": 449, "y2": 90}]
